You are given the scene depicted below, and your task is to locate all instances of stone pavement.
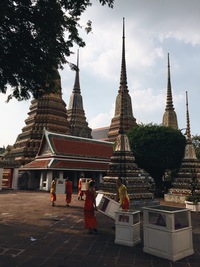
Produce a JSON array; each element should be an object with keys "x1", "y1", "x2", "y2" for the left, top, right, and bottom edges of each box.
[{"x1": 0, "y1": 190, "x2": 200, "y2": 267}]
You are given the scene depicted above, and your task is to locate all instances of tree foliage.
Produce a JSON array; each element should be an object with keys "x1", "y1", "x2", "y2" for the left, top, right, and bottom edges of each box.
[
  {"x1": 192, "y1": 135, "x2": 200, "y2": 159},
  {"x1": 127, "y1": 124, "x2": 186, "y2": 189},
  {"x1": 0, "y1": 0, "x2": 114, "y2": 101}
]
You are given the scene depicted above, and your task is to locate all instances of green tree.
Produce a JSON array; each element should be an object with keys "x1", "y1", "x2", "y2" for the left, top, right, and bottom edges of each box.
[
  {"x1": 127, "y1": 124, "x2": 186, "y2": 190},
  {"x1": 0, "y1": 0, "x2": 114, "y2": 101},
  {"x1": 192, "y1": 135, "x2": 200, "y2": 159}
]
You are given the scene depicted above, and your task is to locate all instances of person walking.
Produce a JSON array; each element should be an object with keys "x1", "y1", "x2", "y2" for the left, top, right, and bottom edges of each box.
[
  {"x1": 50, "y1": 178, "x2": 57, "y2": 206},
  {"x1": 65, "y1": 177, "x2": 73, "y2": 206},
  {"x1": 115, "y1": 177, "x2": 130, "y2": 211},
  {"x1": 78, "y1": 176, "x2": 84, "y2": 200},
  {"x1": 84, "y1": 180, "x2": 98, "y2": 234}
]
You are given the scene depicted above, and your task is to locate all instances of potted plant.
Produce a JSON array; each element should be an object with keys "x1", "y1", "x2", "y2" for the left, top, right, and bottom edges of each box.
[{"x1": 185, "y1": 195, "x2": 200, "y2": 212}]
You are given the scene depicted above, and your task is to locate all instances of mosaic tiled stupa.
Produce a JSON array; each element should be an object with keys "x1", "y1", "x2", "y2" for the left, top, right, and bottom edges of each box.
[
  {"x1": 4, "y1": 71, "x2": 71, "y2": 165},
  {"x1": 99, "y1": 19, "x2": 153, "y2": 201},
  {"x1": 167, "y1": 92, "x2": 200, "y2": 201},
  {"x1": 67, "y1": 50, "x2": 92, "y2": 139},
  {"x1": 162, "y1": 53, "x2": 178, "y2": 129},
  {"x1": 106, "y1": 18, "x2": 137, "y2": 142},
  {"x1": 99, "y1": 127, "x2": 154, "y2": 200}
]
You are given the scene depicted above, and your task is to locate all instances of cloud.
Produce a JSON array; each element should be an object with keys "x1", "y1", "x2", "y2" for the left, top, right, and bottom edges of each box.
[
  {"x1": 1, "y1": 0, "x2": 200, "y2": 147},
  {"x1": 89, "y1": 103, "x2": 115, "y2": 128}
]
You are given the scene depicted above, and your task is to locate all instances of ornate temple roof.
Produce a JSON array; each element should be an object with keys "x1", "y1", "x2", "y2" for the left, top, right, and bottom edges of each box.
[
  {"x1": 21, "y1": 130, "x2": 113, "y2": 171},
  {"x1": 162, "y1": 53, "x2": 178, "y2": 129}
]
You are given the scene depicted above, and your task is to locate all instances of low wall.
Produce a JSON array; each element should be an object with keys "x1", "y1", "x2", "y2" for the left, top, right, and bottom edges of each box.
[{"x1": 164, "y1": 193, "x2": 186, "y2": 204}]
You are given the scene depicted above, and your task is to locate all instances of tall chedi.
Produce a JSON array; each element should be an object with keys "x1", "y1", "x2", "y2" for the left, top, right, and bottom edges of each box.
[
  {"x1": 162, "y1": 53, "x2": 178, "y2": 129},
  {"x1": 167, "y1": 91, "x2": 200, "y2": 201},
  {"x1": 4, "y1": 71, "x2": 71, "y2": 165},
  {"x1": 99, "y1": 87, "x2": 153, "y2": 201},
  {"x1": 107, "y1": 18, "x2": 137, "y2": 142},
  {"x1": 99, "y1": 21, "x2": 153, "y2": 200},
  {"x1": 67, "y1": 51, "x2": 92, "y2": 138}
]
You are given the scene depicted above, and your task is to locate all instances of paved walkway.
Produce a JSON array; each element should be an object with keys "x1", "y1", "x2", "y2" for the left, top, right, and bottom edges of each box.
[{"x1": 0, "y1": 190, "x2": 199, "y2": 267}]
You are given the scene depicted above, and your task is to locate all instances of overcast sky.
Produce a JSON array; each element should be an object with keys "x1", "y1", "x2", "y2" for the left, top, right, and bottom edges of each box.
[{"x1": 1, "y1": 0, "x2": 200, "y2": 147}]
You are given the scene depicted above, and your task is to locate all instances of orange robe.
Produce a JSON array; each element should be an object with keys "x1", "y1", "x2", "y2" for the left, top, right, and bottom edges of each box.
[
  {"x1": 50, "y1": 180, "x2": 56, "y2": 202},
  {"x1": 118, "y1": 184, "x2": 130, "y2": 210},
  {"x1": 84, "y1": 189, "x2": 97, "y2": 229},
  {"x1": 65, "y1": 180, "x2": 73, "y2": 204}
]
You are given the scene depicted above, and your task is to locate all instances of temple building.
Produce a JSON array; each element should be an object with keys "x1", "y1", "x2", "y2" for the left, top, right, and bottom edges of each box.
[
  {"x1": 67, "y1": 51, "x2": 92, "y2": 139},
  {"x1": 165, "y1": 92, "x2": 200, "y2": 203},
  {"x1": 106, "y1": 18, "x2": 137, "y2": 142},
  {"x1": 15, "y1": 129, "x2": 113, "y2": 191},
  {"x1": 162, "y1": 53, "x2": 178, "y2": 129}
]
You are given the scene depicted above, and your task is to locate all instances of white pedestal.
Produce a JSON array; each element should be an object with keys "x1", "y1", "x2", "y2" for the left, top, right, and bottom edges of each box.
[
  {"x1": 115, "y1": 210, "x2": 141, "y2": 247},
  {"x1": 143, "y1": 205, "x2": 194, "y2": 262},
  {"x1": 96, "y1": 193, "x2": 120, "y2": 219},
  {"x1": 56, "y1": 178, "x2": 65, "y2": 194}
]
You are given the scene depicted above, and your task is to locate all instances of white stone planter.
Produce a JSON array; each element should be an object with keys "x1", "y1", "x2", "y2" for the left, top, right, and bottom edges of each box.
[
  {"x1": 143, "y1": 205, "x2": 194, "y2": 262},
  {"x1": 185, "y1": 201, "x2": 200, "y2": 212},
  {"x1": 115, "y1": 210, "x2": 141, "y2": 247}
]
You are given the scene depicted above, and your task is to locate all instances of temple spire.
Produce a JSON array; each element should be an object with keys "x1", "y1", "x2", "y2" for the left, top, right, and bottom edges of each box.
[
  {"x1": 107, "y1": 18, "x2": 137, "y2": 142},
  {"x1": 166, "y1": 91, "x2": 200, "y2": 201},
  {"x1": 185, "y1": 91, "x2": 192, "y2": 142},
  {"x1": 184, "y1": 91, "x2": 197, "y2": 159},
  {"x1": 119, "y1": 17, "x2": 128, "y2": 91},
  {"x1": 67, "y1": 50, "x2": 92, "y2": 138},
  {"x1": 166, "y1": 53, "x2": 173, "y2": 110},
  {"x1": 73, "y1": 49, "x2": 80, "y2": 93},
  {"x1": 162, "y1": 53, "x2": 178, "y2": 129}
]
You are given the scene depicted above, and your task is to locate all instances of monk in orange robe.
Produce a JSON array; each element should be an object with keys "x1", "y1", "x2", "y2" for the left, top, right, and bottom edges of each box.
[
  {"x1": 65, "y1": 177, "x2": 73, "y2": 206},
  {"x1": 84, "y1": 180, "x2": 98, "y2": 234},
  {"x1": 50, "y1": 178, "x2": 57, "y2": 206},
  {"x1": 115, "y1": 177, "x2": 130, "y2": 211}
]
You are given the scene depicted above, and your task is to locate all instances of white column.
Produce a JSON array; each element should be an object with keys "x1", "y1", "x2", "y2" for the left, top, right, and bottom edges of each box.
[
  {"x1": 39, "y1": 172, "x2": 44, "y2": 190},
  {"x1": 12, "y1": 168, "x2": 19, "y2": 189},
  {"x1": 46, "y1": 171, "x2": 53, "y2": 191},
  {"x1": 59, "y1": 171, "x2": 64, "y2": 180},
  {"x1": 99, "y1": 173, "x2": 103, "y2": 183}
]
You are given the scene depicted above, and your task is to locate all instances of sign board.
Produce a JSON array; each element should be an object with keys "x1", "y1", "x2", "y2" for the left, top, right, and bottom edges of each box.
[{"x1": 96, "y1": 193, "x2": 120, "y2": 220}]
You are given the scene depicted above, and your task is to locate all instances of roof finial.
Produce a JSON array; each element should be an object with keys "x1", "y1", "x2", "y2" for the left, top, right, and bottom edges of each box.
[
  {"x1": 119, "y1": 17, "x2": 128, "y2": 91},
  {"x1": 73, "y1": 49, "x2": 80, "y2": 93},
  {"x1": 165, "y1": 53, "x2": 174, "y2": 110},
  {"x1": 118, "y1": 18, "x2": 127, "y2": 135},
  {"x1": 186, "y1": 91, "x2": 192, "y2": 142}
]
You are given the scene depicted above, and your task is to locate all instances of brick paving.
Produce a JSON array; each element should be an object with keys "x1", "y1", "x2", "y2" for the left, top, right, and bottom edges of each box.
[{"x1": 0, "y1": 190, "x2": 200, "y2": 267}]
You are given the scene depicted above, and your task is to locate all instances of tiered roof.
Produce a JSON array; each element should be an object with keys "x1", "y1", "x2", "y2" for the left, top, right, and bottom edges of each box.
[{"x1": 21, "y1": 130, "x2": 113, "y2": 172}]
